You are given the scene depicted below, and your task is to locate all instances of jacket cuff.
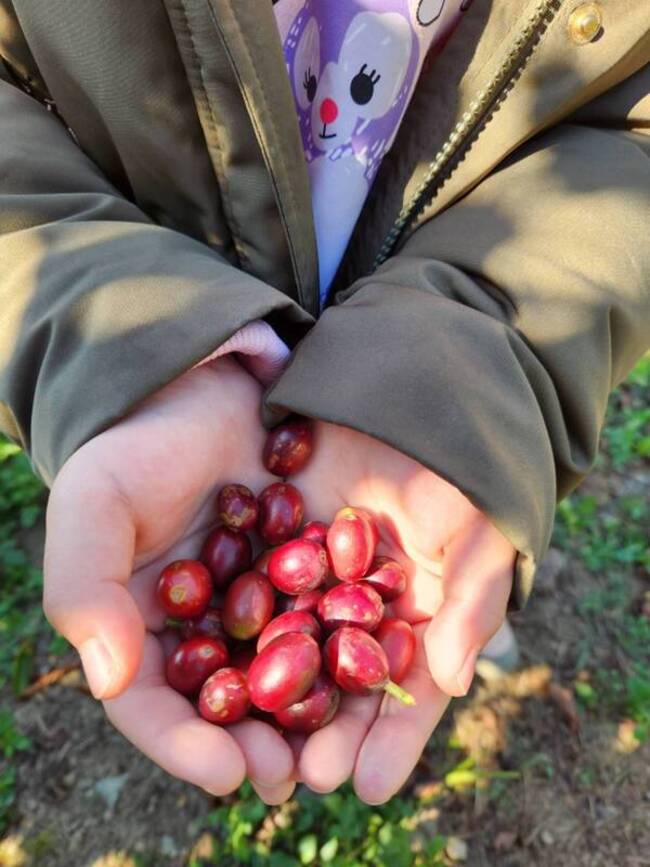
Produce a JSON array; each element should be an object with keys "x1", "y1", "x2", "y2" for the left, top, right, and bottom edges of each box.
[
  {"x1": 265, "y1": 280, "x2": 559, "y2": 608},
  {"x1": 3, "y1": 221, "x2": 312, "y2": 485},
  {"x1": 195, "y1": 320, "x2": 290, "y2": 386}
]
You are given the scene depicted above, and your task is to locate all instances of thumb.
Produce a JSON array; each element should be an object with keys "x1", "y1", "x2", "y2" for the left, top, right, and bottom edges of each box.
[
  {"x1": 43, "y1": 470, "x2": 145, "y2": 700},
  {"x1": 423, "y1": 520, "x2": 515, "y2": 697}
]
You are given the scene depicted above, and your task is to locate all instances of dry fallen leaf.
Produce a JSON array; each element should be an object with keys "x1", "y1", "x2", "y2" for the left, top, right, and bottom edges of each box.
[
  {"x1": 548, "y1": 682, "x2": 580, "y2": 734},
  {"x1": 19, "y1": 664, "x2": 81, "y2": 699}
]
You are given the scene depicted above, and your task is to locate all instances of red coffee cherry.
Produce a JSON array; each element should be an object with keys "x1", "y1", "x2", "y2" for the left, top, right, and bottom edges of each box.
[
  {"x1": 165, "y1": 636, "x2": 229, "y2": 695},
  {"x1": 263, "y1": 417, "x2": 314, "y2": 477},
  {"x1": 257, "y1": 483, "x2": 304, "y2": 545},
  {"x1": 180, "y1": 607, "x2": 227, "y2": 642},
  {"x1": 274, "y1": 674, "x2": 340, "y2": 733},
  {"x1": 199, "y1": 667, "x2": 250, "y2": 724},
  {"x1": 248, "y1": 633, "x2": 321, "y2": 712},
  {"x1": 301, "y1": 521, "x2": 329, "y2": 547},
  {"x1": 157, "y1": 560, "x2": 212, "y2": 619},
  {"x1": 374, "y1": 619, "x2": 416, "y2": 684},
  {"x1": 216, "y1": 484, "x2": 258, "y2": 532},
  {"x1": 223, "y1": 571, "x2": 275, "y2": 641},
  {"x1": 200, "y1": 526, "x2": 252, "y2": 589}
]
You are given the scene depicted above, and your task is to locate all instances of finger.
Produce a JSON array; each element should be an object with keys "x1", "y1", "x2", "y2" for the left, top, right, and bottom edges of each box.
[
  {"x1": 387, "y1": 560, "x2": 444, "y2": 624},
  {"x1": 44, "y1": 477, "x2": 144, "y2": 700},
  {"x1": 353, "y1": 624, "x2": 449, "y2": 804},
  {"x1": 284, "y1": 733, "x2": 308, "y2": 781},
  {"x1": 104, "y1": 634, "x2": 246, "y2": 796},
  {"x1": 227, "y1": 719, "x2": 295, "y2": 787},
  {"x1": 424, "y1": 521, "x2": 515, "y2": 697},
  {"x1": 299, "y1": 693, "x2": 381, "y2": 793},
  {"x1": 251, "y1": 780, "x2": 296, "y2": 805},
  {"x1": 158, "y1": 629, "x2": 181, "y2": 659}
]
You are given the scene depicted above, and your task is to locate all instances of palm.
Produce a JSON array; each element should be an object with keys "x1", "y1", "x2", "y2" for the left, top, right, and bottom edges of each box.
[
  {"x1": 290, "y1": 422, "x2": 515, "y2": 803},
  {"x1": 44, "y1": 358, "x2": 295, "y2": 799}
]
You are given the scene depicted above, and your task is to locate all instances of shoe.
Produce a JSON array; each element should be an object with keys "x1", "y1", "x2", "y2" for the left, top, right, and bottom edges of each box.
[{"x1": 476, "y1": 620, "x2": 520, "y2": 678}]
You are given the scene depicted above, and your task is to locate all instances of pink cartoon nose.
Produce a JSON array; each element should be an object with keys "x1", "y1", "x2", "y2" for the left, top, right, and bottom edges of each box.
[{"x1": 319, "y1": 98, "x2": 339, "y2": 126}]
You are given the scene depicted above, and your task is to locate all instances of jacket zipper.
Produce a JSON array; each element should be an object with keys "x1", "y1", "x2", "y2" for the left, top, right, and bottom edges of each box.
[
  {"x1": 373, "y1": 0, "x2": 563, "y2": 269},
  {"x1": 204, "y1": 3, "x2": 318, "y2": 317}
]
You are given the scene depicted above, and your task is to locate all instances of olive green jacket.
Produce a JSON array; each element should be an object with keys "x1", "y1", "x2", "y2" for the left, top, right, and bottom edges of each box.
[{"x1": 1, "y1": 1, "x2": 648, "y2": 604}]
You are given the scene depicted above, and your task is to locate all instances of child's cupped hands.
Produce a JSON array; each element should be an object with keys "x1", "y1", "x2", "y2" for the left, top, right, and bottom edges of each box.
[{"x1": 42, "y1": 360, "x2": 515, "y2": 807}]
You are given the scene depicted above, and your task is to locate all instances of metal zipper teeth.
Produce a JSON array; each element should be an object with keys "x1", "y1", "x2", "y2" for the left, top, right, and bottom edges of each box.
[{"x1": 373, "y1": 0, "x2": 563, "y2": 269}]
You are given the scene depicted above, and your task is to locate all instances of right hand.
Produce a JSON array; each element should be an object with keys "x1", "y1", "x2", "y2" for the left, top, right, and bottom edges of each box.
[{"x1": 43, "y1": 357, "x2": 295, "y2": 803}]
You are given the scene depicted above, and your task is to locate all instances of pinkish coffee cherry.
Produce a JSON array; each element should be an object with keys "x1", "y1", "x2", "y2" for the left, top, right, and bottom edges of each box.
[
  {"x1": 257, "y1": 611, "x2": 321, "y2": 653},
  {"x1": 326, "y1": 507, "x2": 376, "y2": 582},
  {"x1": 374, "y1": 619, "x2": 416, "y2": 683},
  {"x1": 363, "y1": 557, "x2": 407, "y2": 601},
  {"x1": 268, "y1": 538, "x2": 328, "y2": 594},
  {"x1": 248, "y1": 633, "x2": 321, "y2": 712},
  {"x1": 324, "y1": 627, "x2": 414, "y2": 705},
  {"x1": 274, "y1": 674, "x2": 340, "y2": 733},
  {"x1": 199, "y1": 668, "x2": 250, "y2": 724},
  {"x1": 301, "y1": 521, "x2": 329, "y2": 547},
  {"x1": 317, "y1": 582, "x2": 384, "y2": 633},
  {"x1": 276, "y1": 589, "x2": 324, "y2": 616}
]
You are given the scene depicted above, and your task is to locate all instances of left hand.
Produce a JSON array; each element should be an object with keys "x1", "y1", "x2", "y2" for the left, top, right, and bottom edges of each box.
[
  {"x1": 273, "y1": 421, "x2": 516, "y2": 804},
  {"x1": 43, "y1": 359, "x2": 295, "y2": 804}
]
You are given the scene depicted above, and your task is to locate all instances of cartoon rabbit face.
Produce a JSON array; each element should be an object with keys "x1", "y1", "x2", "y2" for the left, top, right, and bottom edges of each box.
[{"x1": 290, "y1": 9, "x2": 415, "y2": 157}]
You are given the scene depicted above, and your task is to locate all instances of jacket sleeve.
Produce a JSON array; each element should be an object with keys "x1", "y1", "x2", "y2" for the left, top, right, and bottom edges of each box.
[
  {"x1": 265, "y1": 79, "x2": 650, "y2": 607},
  {"x1": 0, "y1": 66, "x2": 312, "y2": 484}
]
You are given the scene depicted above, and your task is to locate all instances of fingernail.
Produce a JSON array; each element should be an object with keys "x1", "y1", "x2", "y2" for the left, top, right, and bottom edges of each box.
[
  {"x1": 456, "y1": 647, "x2": 479, "y2": 696},
  {"x1": 79, "y1": 637, "x2": 115, "y2": 699}
]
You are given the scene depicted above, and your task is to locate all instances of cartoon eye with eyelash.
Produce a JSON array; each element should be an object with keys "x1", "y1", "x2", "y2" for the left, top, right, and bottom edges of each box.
[
  {"x1": 303, "y1": 66, "x2": 318, "y2": 103},
  {"x1": 350, "y1": 64, "x2": 381, "y2": 106}
]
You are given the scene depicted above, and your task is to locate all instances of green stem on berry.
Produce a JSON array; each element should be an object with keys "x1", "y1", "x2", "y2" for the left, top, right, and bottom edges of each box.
[
  {"x1": 165, "y1": 618, "x2": 184, "y2": 629},
  {"x1": 384, "y1": 680, "x2": 416, "y2": 706}
]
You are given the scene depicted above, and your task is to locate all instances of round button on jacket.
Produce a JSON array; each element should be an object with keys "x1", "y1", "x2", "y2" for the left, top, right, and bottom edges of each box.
[{"x1": 568, "y1": 3, "x2": 603, "y2": 45}]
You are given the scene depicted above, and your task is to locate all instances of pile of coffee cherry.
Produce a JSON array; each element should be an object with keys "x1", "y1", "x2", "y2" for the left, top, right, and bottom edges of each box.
[{"x1": 157, "y1": 418, "x2": 416, "y2": 732}]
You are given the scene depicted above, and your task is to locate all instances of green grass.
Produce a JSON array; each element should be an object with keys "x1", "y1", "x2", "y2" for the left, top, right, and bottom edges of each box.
[
  {"x1": 600, "y1": 354, "x2": 650, "y2": 470},
  {"x1": 190, "y1": 782, "x2": 447, "y2": 866},
  {"x1": 552, "y1": 355, "x2": 650, "y2": 742},
  {"x1": 0, "y1": 709, "x2": 32, "y2": 834},
  {"x1": 0, "y1": 440, "x2": 66, "y2": 695}
]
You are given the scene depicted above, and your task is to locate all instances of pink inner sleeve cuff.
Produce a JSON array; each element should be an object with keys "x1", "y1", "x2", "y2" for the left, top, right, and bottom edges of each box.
[{"x1": 194, "y1": 320, "x2": 291, "y2": 386}]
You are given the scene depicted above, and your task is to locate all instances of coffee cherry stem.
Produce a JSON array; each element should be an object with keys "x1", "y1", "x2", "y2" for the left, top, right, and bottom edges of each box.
[
  {"x1": 165, "y1": 618, "x2": 183, "y2": 629},
  {"x1": 384, "y1": 680, "x2": 416, "y2": 706}
]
